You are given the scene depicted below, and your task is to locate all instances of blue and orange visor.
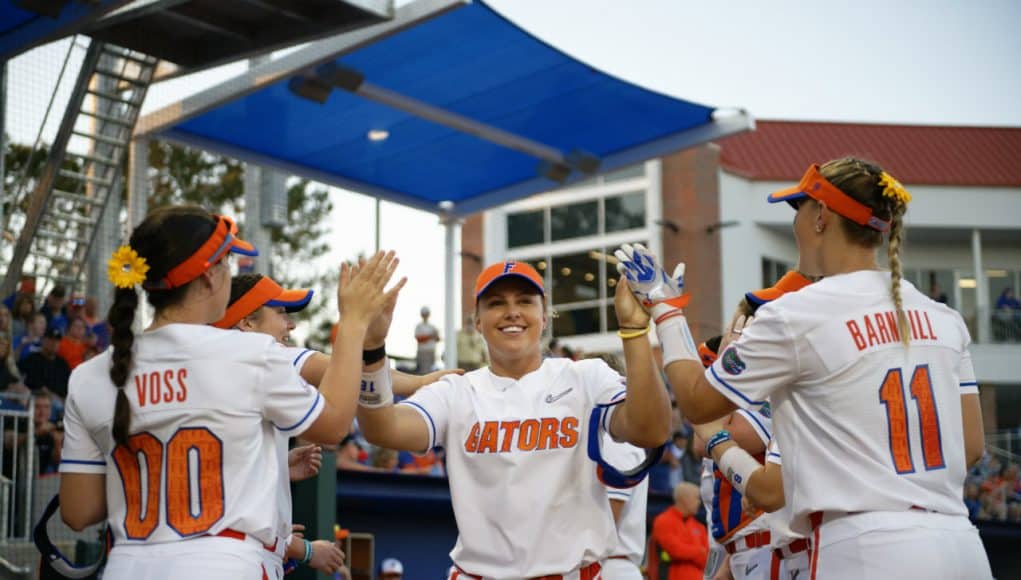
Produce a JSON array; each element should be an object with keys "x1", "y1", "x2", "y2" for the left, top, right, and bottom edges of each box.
[
  {"x1": 213, "y1": 275, "x2": 313, "y2": 329},
  {"x1": 767, "y1": 164, "x2": 890, "y2": 232},
  {"x1": 144, "y1": 215, "x2": 257, "y2": 290}
]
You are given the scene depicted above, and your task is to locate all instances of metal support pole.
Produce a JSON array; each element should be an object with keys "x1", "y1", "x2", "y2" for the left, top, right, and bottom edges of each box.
[
  {"x1": 441, "y1": 213, "x2": 460, "y2": 369},
  {"x1": 972, "y1": 229, "x2": 990, "y2": 343},
  {"x1": 128, "y1": 137, "x2": 149, "y2": 230}
]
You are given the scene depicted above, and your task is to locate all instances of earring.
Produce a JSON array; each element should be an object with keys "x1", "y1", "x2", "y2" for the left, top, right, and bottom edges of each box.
[{"x1": 815, "y1": 224, "x2": 824, "y2": 233}]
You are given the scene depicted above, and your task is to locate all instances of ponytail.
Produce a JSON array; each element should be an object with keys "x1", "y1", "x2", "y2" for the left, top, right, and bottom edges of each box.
[
  {"x1": 886, "y1": 206, "x2": 910, "y2": 347},
  {"x1": 108, "y1": 286, "x2": 139, "y2": 446}
]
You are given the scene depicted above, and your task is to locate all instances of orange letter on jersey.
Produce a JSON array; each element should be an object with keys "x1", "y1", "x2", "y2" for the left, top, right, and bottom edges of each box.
[
  {"x1": 176, "y1": 368, "x2": 188, "y2": 402},
  {"x1": 537, "y1": 418, "x2": 560, "y2": 450},
  {"x1": 559, "y1": 417, "x2": 579, "y2": 448},
  {"x1": 846, "y1": 321, "x2": 866, "y2": 351},
  {"x1": 477, "y1": 421, "x2": 499, "y2": 453},
  {"x1": 464, "y1": 422, "x2": 481, "y2": 453},
  {"x1": 499, "y1": 421, "x2": 520, "y2": 453},
  {"x1": 518, "y1": 419, "x2": 540, "y2": 451}
]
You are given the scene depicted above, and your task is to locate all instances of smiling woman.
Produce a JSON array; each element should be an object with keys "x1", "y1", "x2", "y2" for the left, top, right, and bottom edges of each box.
[{"x1": 354, "y1": 259, "x2": 672, "y2": 578}]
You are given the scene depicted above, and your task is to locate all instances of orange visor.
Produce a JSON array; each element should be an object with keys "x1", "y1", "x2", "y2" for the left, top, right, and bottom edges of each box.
[
  {"x1": 474, "y1": 261, "x2": 545, "y2": 301},
  {"x1": 144, "y1": 215, "x2": 257, "y2": 291},
  {"x1": 767, "y1": 164, "x2": 890, "y2": 232},
  {"x1": 745, "y1": 270, "x2": 813, "y2": 310},
  {"x1": 213, "y1": 275, "x2": 313, "y2": 329}
]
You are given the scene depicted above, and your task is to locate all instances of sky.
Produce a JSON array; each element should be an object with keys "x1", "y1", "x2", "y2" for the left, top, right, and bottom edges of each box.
[{"x1": 5, "y1": 0, "x2": 1020, "y2": 358}]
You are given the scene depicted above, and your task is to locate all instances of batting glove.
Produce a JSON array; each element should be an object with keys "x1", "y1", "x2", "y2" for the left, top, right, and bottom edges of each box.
[{"x1": 613, "y1": 243, "x2": 690, "y2": 321}]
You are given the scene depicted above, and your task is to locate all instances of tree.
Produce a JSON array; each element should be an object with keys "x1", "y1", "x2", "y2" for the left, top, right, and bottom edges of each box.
[{"x1": 144, "y1": 140, "x2": 338, "y2": 341}]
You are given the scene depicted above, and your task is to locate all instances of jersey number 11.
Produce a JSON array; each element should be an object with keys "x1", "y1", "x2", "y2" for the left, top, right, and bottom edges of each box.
[{"x1": 879, "y1": 365, "x2": 945, "y2": 474}]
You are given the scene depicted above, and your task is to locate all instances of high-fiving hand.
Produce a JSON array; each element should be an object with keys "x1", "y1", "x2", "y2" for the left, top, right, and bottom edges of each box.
[{"x1": 613, "y1": 243, "x2": 689, "y2": 319}]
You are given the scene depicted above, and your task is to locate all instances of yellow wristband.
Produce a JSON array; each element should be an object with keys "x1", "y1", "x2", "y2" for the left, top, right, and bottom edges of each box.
[{"x1": 617, "y1": 326, "x2": 651, "y2": 340}]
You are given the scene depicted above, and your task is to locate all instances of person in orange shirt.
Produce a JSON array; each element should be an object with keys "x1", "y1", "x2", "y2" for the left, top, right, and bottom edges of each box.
[
  {"x1": 56, "y1": 317, "x2": 91, "y2": 369},
  {"x1": 650, "y1": 482, "x2": 708, "y2": 580}
]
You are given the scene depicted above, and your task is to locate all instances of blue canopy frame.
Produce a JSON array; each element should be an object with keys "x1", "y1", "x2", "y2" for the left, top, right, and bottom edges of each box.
[{"x1": 135, "y1": 0, "x2": 753, "y2": 365}]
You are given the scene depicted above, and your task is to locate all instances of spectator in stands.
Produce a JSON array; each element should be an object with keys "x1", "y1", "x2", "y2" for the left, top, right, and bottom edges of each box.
[
  {"x1": 0, "y1": 335, "x2": 22, "y2": 390},
  {"x1": 17, "y1": 327, "x2": 71, "y2": 400},
  {"x1": 649, "y1": 482, "x2": 708, "y2": 580},
  {"x1": 379, "y1": 557, "x2": 403, "y2": 579},
  {"x1": 455, "y1": 314, "x2": 487, "y2": 371},
  {"x1": 994, "y1": 287, "x2": 1021, "y2": 340},
  {"x1": 39, "y1": 285, "x2": 68, "y2": 333},
  {"x1": 1, "y1": 388, "x2": 61, "y2": 477},
  {"x1": 414, "y1": 306, "x2": 440, "y2": 373},
  {"x1": 665, "y1": 428, "x2": 701, "y2": 488},
  {"x1": 32, "y1": 390, "x2": 62, "y2": 474},
  {"x1": 2, "y1": 276, "x2": 36, "y2": 312},
  {"x1": 398, "y1": 448, "x2": 444, "y2": 476},
  {"x1": 14, "y1": 312, "x2": 46, "y2": 361},
  {"x1": 928, "y1": 282, "x2": 948, "y2": 304},
  {"x1": 979, "y1": 464, "x2": 1008, "y2": 520},
  {"x1": 57, "y1": 317, "x2": 91, "y2": 369},
  {"x1": 335, "y1": 434, "x2": 373, "y2": 472},
  {"x1": 10, "y1": 293, "x2": 35, "y2": 341},
  {"x1": 82, "y1": 296, "x2": 110, "y2": 351},
  {"x1": 371, "y1": 447, "x2": 400, "y2": 472}
]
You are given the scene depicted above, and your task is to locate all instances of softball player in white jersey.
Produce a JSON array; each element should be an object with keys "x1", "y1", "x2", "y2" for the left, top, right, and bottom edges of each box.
[
  {"x1": 619, "y1": 158, "x2": 992, "y2": 579},
  {"x1": 357, "y1": 261, "x2": 671, "y2": 579},
  {"x1": 214, "y1": 273, "x2": 344, "y2": 578},
  {"x1": 215, "y1": 272, "x2": 455, "y2": 578},
  {"x1": 601, "y1": 432, "x2": 649, "y2": 580},
  {"x1": 58, "y1": 205, "x2": 400, "y2": 579}
]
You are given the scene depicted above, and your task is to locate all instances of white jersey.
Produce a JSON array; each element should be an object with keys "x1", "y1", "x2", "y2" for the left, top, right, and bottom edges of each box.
[
  {"x1": 705, "y1": 271, "x2": 976, "y2": 534},
  {"x1": 60, "y1": 324, "x2": 323, "y2": 547},
  {"x1": 601, "y1": 434, "x2": 649, "y2": 566},
  {"x1": 709, "y1": 409, "x2": 772, "y2": 545},
  {"x1": 404, "y1": 357, "x2": 625, "y2": 579}
]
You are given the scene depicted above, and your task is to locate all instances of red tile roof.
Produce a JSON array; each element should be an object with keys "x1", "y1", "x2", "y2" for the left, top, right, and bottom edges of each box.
[{"x1": 717, "y1": 121, "x2": 1021, "y2": 187}]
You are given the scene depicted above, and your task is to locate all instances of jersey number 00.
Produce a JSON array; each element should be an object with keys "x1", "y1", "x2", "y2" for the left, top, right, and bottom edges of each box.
[{"x1": 111, "y1": 427, "x2": 225, "y2": 539}]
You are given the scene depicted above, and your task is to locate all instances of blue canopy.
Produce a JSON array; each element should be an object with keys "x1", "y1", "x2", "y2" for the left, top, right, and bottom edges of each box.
[
  {"x1": 139, "y1": 0, "x2": 751, "y2": 217},
  {"x1": 0, "y1": 0, "x2": 130, "y2": 60}
]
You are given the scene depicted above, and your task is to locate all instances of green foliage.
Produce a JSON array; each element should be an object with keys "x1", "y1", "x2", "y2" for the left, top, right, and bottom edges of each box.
[{"x1": 144, "y1": 140, "x2": 337, "y2": 343}]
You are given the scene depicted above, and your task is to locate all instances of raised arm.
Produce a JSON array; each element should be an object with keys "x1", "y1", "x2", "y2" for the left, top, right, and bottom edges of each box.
[
  {"x1": 301, "y1": 252, "x2": 404, "y2": 444},
  {"x1": 354, "y1": 276, "x2": 433, "y2": 453},
  {"x1": 607, "y1": 279, "x2": 671, "y2": 448},
  {"x1": 614, "y1": 244, "x2": 736, "y2": 424}
]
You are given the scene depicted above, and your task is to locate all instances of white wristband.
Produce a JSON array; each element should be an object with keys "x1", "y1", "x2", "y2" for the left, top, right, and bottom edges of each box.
[
  {"x1": 717, "y1": 445, "x2": 762, "y2": 496},
  {"x1": 655, "y1": 313, "x2": 700, "y2": 367},
  {"x1": 358, "y1": 361, "x2": 394, "y2": 408}
]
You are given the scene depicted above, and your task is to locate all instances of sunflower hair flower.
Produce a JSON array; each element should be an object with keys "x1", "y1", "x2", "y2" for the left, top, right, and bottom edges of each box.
[
  {"x1": 878, "y1": 171, "x2": 911, "y2": 205},
  {"x1": 107, "y1": 246, "x2": 149, "y2": 289}
]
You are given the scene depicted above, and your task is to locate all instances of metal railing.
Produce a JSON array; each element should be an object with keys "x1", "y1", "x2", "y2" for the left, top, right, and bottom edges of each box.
[{"x1": 0, "y1": 392, "x2": 35, "y2": 543}]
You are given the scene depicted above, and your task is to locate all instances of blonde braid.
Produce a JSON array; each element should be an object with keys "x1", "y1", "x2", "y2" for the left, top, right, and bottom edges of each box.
[{"x1": 887, "y1": 204, "x2": 910, "y2": 346}]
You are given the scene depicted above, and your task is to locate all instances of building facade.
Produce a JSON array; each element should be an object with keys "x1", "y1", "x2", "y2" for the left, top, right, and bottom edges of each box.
[{"x1": 461, "y1": 121, "x2": 1021, "y2": 430}]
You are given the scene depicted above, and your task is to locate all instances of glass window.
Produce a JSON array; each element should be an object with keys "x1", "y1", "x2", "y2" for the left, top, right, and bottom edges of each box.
[
  {"x1": 551, "y1": 251, "x2": 601, "y2": 304},
  {"x1": 919, "y1": 269, "x2": 954, "y2": 307},
  {"x1": 507, "y1": 209, "x2": 545, "y2": 248},
  {"x1": 551, "y1": 200, "x2": 598, "y2": 241},
  {"x1": 553, "y1": 305, "x2": 601, "y2": 336},
  {"x1": 761, "y1": 257, "x2": 793, "y2": 288},
  {"x1": 605, "y1": 191, "x2": 645, "y2": 233}
]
